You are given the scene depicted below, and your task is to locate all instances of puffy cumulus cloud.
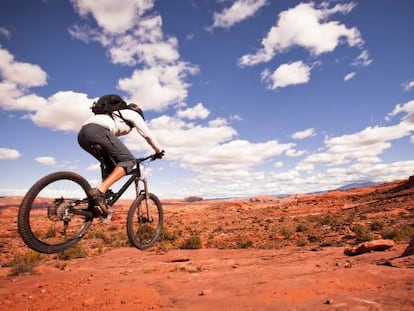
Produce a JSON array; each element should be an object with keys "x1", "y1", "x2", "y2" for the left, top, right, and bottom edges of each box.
[
  {"x1": 122, "y1": 112, "x2": 298, "y2": 183},
  {"x1": 29, "y1": 91, "x2": 94, "y2": 132},
  {"x1": 0, "y1": 48, "x2": 94, "y2": 132},
  {"x1": 239, "y1": 2, "x2": 362, "y2": 66},
  {"x1": 118, "y1": 63, "x2": 198, "y2": 111},
  {"x1": 176, "y1": 103, "x2": 210, "y2": 120},
  {"x1": 302, "y1": 123, "x2": 414, "y2": 167},
  {"x1": 291, "y1": 128, "x2": 316, "y2": 140},
  {"x1": 0, "y1": 46, "x2": 49, "y2": 112},
  {"x1": 298, "y1": 102, "x2": 414, "y2": 170},
  {"x1": 261, "y1": 61, "x2": 311, "y2": 89},
  {"x1": 0, "y1": 147, "x2": 20, "y2": 160},
  {"x1": 212, "y1": 0, "x2": 268, "y2": 29},
  {"x1": 69, "y1": 4, "x2": 199, "y2": 111},
  {"x1": 105, "y1": 16, "x2": 180, "y2": 66},
  {"x1": 0, "y1": 46, "x2": 47, "y2": 88},
  {"x1": 0, "y1": 82, "x2": 47, "y2": 112},
  {"x1": 35, "y1": 156, "x2": 56, "y2": 166},
  {"x1": 71, "y1": 0, "x2": 154, "y2": 34},
  {"x1": 173, "y1": 99, "x2": 414, "y2": 198}
]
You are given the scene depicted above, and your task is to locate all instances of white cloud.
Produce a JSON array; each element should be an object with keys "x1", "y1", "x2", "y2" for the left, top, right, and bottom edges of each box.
[
  {"x1": 212, "y1": 0, "x2": 268, "y2": 29},
  {"x1": 71, "y1": 0, "x2": 154, "y2": 34},
  {"x1": 29, "y1": 91, "x2": 94, "y2": 132},
  {"x1": 0, "y1": 148, "x2": 20, "y2": 160},
  {"x1": 35, "y1": 156, "x2": 56, "y2": 166},
  {"x1": 0, "y1": 46, "x2": 47, "y2": 88},
  {"x1": 300, "y1": 105, "x2": 414, "y2": 168},
  {"x1": 239, "y1": 2, "x2": 362, "y2": 67},
  {"x1": 291, "y1": 128, "x2": 315, "y2": 140},
  {"x1": 261, "y1": 61, "x2": 311, "y2": 89},
  {"x1": 118, "y1": 63, "x2": 198, "y2": 111},
  {"x1": 69, "y1": 4, "x2": 199, "y2": 112},
  {"x1": 177, "y1": 103, "x2": 210, "y2": 120},
  {"x1": 122, "y1": 113, "x2": 298, "y2": 184},
  {"x1": 386, "y1": 100, "x2": 414, "y2": 123},
  {"x1": 402, "y1": 80, "x2": 414, "y2": 92},
  {"x1": 344, "y1": 72, "x2": 356, "y2": 81},
  {"x1": 0, "y1": 47, "x2": 49, "y2": 113},
  {"x1": 352, "y1": 49, "x2": 373, "y2": 67}
]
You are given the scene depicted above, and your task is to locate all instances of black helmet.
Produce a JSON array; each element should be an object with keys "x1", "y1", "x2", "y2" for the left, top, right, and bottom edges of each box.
[{"x1": 128, "y1": 103, "x2": 145, "y2": 120}]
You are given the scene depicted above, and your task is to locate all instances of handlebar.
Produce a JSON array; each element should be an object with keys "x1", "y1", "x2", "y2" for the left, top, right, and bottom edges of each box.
[
  {"x1": 137, "y1": 154, "x2": 155, "y2": 163},
  {"x1": 136, "y1": 151, "x2": 164, "y2": 164}
]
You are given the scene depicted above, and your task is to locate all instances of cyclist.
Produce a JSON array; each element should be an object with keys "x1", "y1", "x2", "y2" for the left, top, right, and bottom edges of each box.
[{"x1": 78, "y1": 97, "x2": 165, "y2": 219}]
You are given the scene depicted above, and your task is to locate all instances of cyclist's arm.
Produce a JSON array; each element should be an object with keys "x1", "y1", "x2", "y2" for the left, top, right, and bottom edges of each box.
[{"x1": 126, "y1": 111, "x2": 163, "y2": 153}]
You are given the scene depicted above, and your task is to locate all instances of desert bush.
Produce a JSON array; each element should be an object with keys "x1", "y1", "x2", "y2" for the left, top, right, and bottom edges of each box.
[
  {"x1": 382, "y1": 224, "x2": 414, "y2": 242},
  {"x1": 88, "y1": 227, "x2": 128, "y2": 248},
  {"x1": 89, "y1": 229, "x2": 111, "y2": 244},
  {"x1": 351, "y1": 224, "x2": 374, "y2": 243},
  {"x1": 280, "y1": 227, "x2": 293, "y2": 239},
  {"x1": 6, "y1": 250, "x2": 44, "y2": 276},
  {"x1": 179, "y1": 235, "x2": 202, "y2": 249},
  {"x1": 296, "y1": 223, "x2": 308, "y2": 232},
  {"x1": 370, "y1": 221, "x2": 383, "y2": 231},
  {"x1": 57, "y1": 244, "x2": 88, "y2": 260},
  {"x1": 161, "y1": 226, "x2": 180, "y2": 242},
  {"x1": 54, "y1": 261, "x2": 68, "y2": 270},
  {"x1": 297, "y1": 235, "x2": 308, "y2": 246},
  {"x1": 236, "y1": 236, "x2": 253, "y2": 248}
]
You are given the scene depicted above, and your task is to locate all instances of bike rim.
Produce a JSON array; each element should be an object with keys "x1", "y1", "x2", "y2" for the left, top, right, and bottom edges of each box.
[{"x1": 26, "y1": 178, "x2": 91, "y2": 248}]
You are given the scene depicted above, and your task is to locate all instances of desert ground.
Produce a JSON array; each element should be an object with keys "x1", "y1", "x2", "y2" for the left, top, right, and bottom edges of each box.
[{"x1": 0, "y1": 177, "x2": 413, "y2": 310}]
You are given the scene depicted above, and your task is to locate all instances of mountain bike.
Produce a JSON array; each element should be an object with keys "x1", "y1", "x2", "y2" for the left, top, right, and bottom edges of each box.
[{"x1": 17, "y1": 154, "x2": 163, "y2": 254}]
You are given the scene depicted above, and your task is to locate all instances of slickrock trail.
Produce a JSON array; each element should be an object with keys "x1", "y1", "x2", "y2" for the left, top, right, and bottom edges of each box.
[
  {"x1": 0, "y1": 178, "x2": 413, "y2": 310},
  {"x1": 1, "y1": 246, "x2": 413, "y2": 311}
]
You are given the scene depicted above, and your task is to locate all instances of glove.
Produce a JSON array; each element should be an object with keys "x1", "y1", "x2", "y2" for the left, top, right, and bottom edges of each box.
[{"x1": 153, "y1": 150, "x2": 165, "y2": 159}]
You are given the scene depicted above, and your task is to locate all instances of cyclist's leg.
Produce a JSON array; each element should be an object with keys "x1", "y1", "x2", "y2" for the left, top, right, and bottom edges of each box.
[
  {"x1": 78, "y1": 124, "x2": 135, "y2": 190},
  {"x1": 96, "y1": 132, "x2": 135, "y2": 192}
]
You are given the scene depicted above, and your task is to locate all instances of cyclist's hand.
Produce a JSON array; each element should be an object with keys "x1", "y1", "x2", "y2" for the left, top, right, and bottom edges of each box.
[{"x1": 153, "y1": 150, "x2": 165, "y2": 160}]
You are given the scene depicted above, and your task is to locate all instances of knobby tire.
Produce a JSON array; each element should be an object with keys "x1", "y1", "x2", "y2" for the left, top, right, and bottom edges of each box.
[
  {"x1": 18, "y1": 171, "x2": 93, "y2": 254},
  {"x1": 127, "y1": 193, "x2": 163, "y2": 249}
]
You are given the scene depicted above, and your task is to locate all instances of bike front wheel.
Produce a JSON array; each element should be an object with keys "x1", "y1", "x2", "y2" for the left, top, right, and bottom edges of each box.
[
  {"x1": 127, "y1": 193, "x2": 163, "y2": 249},
  {"x1": 18, "y1": 171, "x2": 94, "y2": 254}
]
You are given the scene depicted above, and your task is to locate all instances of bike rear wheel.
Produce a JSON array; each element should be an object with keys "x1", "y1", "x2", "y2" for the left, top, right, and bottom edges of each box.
[
  {"x1": 127, "y1": 193, "x2": 163, "y2": 249},
  {"x1": 18, "y1": 171, "x2": 94, "y2": 254}
]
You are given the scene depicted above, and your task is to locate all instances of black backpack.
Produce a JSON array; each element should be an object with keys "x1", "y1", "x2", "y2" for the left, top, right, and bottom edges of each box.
[{"x1": 91, "y1": 94, "x2": 135, "y2": 128}]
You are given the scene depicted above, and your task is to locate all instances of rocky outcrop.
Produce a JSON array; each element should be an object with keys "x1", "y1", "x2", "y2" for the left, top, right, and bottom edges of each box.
[
  {"x1": 249, "y1": 196, "x2": 279, "y2": 203},
  {"x1": 183, "y1": 196, "x2": 203, "y2": 203},
  {"x1": 402, "y1": 238, "x2": 414, "y2": 257},
  {"x1": 344, "y1": 239, "x2": 395, "y2": 256}
]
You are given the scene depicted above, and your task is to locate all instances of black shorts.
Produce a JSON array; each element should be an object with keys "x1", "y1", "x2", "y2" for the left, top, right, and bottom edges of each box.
[{"x1": 78, "y1": 123, "x2": 135, "y2": 178}]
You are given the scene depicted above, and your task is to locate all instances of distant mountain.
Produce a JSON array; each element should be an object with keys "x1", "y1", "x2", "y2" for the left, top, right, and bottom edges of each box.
[{"x1": 336, "y1": 181, "x2": 378, "y2": 191}]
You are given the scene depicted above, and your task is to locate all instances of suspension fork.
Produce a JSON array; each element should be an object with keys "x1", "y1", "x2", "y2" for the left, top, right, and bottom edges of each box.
[{"x1": 134, "y1": 176, "x2": 153, "y2": 222}]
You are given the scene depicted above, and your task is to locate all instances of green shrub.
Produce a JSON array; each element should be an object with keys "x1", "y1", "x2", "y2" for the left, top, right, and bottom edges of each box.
[
  {"x1": 351, "y1": 224, "x2": 374, "y2": 243},
  {"x1": 6, "y1": 250, "x2": 43, "y2": 276},
  {"x1": 382, "y1": 224, "x2": 414, "y2": 242},
  {"x1": 180, "y1": 235, "x2": 202, "y2": 249},
  {"x1": 57, "y1": 244, "x2": 88, "y2": 260},
  {"x1": 236, "y1": 236, "x2": 253, "y2": 249}
]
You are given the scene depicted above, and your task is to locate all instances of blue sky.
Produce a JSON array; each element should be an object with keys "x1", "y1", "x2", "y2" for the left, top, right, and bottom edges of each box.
[{"x1": 1, "y1": 0, "x2": 414, "y2": 199}]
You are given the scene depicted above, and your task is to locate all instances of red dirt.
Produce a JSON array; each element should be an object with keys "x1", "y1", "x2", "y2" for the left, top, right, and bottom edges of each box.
[{"x1": 0, "y1": 179, "x2": 413, "y2": 310}]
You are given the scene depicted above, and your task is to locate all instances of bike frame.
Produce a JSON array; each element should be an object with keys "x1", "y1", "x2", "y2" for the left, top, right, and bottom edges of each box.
[{"x1": 105, "y1": 156, "x2": 153, "y2": 219}]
